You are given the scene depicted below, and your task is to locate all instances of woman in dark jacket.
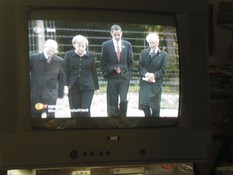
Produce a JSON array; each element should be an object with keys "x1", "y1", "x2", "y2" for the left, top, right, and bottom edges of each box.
[
  {"x1": 138, "y1": 32, "x2": 168, "y2": 117},
  {"x1": 64, "y1": 35, "x2": 99, "y2": 117}
]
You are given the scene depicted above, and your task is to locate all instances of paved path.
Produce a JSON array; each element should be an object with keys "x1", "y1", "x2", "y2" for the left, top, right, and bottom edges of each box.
[
  {"x1": 55, "y1": 92, "x2": 179, "y2": 118},
  {"x1": 91, "y1": 92, "x2": 179, "y2": 117}
]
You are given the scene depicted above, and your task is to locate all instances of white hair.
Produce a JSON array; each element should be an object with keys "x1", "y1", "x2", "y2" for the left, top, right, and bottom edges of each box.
[
  {"x1": 43, "y1": 39, "x2": 58, "y2": 53},
  {"x1": 146, "y1": 32, "x2": 159, "y2": 43}
]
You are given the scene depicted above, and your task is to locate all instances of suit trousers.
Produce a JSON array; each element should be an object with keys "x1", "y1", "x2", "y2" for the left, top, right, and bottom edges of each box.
[
  {"x1": 68, "y1": 87, "x2": 94, "y2": 117},
  {"x1": 142, "y1": 93, "x2": 161, "y2": 117},
  {"x1": 107, "y1": 74, "x2": 130, "y2": 117}
]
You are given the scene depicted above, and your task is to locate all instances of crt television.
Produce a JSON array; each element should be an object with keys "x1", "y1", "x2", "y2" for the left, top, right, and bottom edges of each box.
[{"x1": 0, "y1": 0, "x2": 211, "y2": 169}]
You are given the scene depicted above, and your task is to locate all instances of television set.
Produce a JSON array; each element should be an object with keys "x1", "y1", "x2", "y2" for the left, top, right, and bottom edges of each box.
[{"x1": 0, "y1": 0, "x2": 211, "y2": 170}]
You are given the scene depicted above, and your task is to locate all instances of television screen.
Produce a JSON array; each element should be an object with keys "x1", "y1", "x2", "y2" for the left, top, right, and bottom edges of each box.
[{"x1": 28, "y1": 11, "x2": 180, "y2": 129}]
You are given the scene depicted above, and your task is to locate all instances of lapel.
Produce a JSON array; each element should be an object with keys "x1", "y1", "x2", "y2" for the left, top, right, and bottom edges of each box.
[
  {"x1": 39, "y1": 53, "x2": 47, "y2": 62},
  {"x1": 119, "y1": 40, "x2": 123, "y2": 58}
]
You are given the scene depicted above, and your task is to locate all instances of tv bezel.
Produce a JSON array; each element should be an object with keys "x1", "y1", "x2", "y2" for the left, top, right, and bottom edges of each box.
[{"x1": 0, "y1": 0, "x2": 211, "y2": 169}]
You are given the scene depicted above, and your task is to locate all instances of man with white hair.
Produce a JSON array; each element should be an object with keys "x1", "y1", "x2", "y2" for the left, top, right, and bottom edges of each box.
[
  {"x1": 138, "y1": 32, "x2": 168, "y2": 117},
  {"x1": 30, "y1": 39, "x2": 65, "y2": 118}
]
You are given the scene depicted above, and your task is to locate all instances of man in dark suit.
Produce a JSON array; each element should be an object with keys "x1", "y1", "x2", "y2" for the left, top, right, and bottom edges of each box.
[
  {"x1": 30, "y1": 39, "x2": 65, "y2": 118},
  {"x1": 100, "y1": 24, "x2": 134, "y2": 117},
  {"x1": 138, "y1": 32, "x2": 168, "y2": 117}
]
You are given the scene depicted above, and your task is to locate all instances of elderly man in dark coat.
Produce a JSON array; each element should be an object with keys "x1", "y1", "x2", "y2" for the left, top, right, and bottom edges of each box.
[
  {"x1": 30, "y1": 39, "x2": 65, "y2": 118},
  {"x1": 138, "y1": 32, "x2": 167, "y2": 117}
]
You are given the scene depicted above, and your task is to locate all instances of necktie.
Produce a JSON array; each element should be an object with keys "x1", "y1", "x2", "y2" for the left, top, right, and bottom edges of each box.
[
  {"x1": 116, "y1": 42, "x2": 121, "y2": 73},
  {"x1": 47, "y1": 57, "x2": 51, "y2": 62},
  {"x1": 116, "y1": 42, "x2": 121, "y2": 60},
  {"x1": 150, "y1": 50, "x2": 156, "y2": 57}
]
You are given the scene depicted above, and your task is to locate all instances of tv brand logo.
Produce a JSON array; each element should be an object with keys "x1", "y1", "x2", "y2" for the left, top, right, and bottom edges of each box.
[{"x1": 107, "y1": 136, "x2": 120, "y2": 141}]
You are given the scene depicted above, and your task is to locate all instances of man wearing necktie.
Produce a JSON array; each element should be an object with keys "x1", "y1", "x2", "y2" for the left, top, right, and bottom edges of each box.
[
  {"x1": 138, "y1": 32, "x2": 168, "y2": 117},
  {"x1": 100, "y1": 24, "x2": 134, "y2": 117},
  {"x1": 30, "y1": 39, "x2": 65, "y2": 118}
]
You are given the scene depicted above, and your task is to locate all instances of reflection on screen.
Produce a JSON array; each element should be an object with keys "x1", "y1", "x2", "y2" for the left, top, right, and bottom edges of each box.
[{"x1": 29, "y1": 20, "x2": 180, "y2": 129}]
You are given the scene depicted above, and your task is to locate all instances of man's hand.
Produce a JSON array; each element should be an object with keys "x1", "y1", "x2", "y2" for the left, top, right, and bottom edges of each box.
[
  {"x1": 144, "y1": 72, "x2": 155, "y2": 83},
  {"x1": 94, "y1": 90, "x2": 100, "y2": 95},
  {"x1": 64, "y1": 86, "x2": 69, "y2": 95}
]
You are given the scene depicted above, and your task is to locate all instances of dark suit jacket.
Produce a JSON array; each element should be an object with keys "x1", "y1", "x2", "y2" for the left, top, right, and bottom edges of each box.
[
  {"x1": 30, "y1": 52, "x2": 65, "y2": 112},
  {"x1": 100, "y1": 39, "x2": 134, "y2": 80},
  {"x1": 139, "y1": 48, "x2": 168, "y2": 100},
  {"x1": 64, "y1": 50, "x2": 99, "y2": 91}
]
